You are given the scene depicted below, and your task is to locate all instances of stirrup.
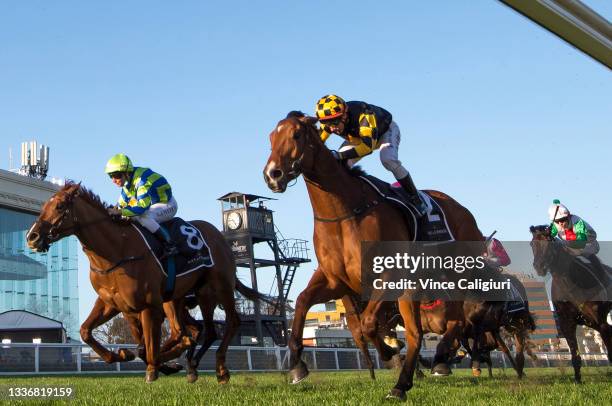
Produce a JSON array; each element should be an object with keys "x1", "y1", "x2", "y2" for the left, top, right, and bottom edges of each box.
[{"x1": 410, "y1": 197, "x2": 427, "y2": 218}]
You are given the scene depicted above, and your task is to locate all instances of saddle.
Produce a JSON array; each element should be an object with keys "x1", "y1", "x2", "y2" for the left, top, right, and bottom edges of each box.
[
  {"x1": 133, "y1": 217, "x2": 214, "y2": 280},
  {"x1": 358, "y1": 175, "x2": 455, "y2": 242},
  {"x1": 568, "y1": 254, "x2": 611, "y2": 293}
]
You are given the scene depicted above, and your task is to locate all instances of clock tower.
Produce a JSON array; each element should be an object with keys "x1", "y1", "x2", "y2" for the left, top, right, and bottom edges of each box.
[{"x1": 218, "y1": 192, "x2": 310, "y2": 346}]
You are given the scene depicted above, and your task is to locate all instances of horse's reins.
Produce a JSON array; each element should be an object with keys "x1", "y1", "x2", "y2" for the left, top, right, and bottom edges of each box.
[
  {"x1": 305, "y1": 177, "x2": 380, "y2": 223},
  {"x1": 41, "y1": 189, "x2": 145, "y2": 274},
  {"x1": 287, "y1": 127, "x2": 380, "y2": 223}
]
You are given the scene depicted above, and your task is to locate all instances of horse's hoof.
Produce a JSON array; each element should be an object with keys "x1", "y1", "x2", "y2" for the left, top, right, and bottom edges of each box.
[
  {"x1": 431, "y1": 363, "x2": 451, "y2": 376},
  {"x1": 186, "y1": 368, "x2": 198, "y2": 384},
  {"x1": 472, "y1": 368, "x2": 482, "y2": 377},
  {"x1": 118, "y1": 348, "x2": 136, "y2": 362},
  {"x1": 217, "y1": 371, "x2": 230, "y2": 384},
  {"x1": 385, "y1": 388, "x2": 407, "y2": 401},
  {"x1": 416, "y1": 369, "x2": 425, "y2": 380},
  {"x1": 289, "y1": 361, "x2": 309, "y2": 384},
  {"x1": 145, "y1": 369, "x2": 159, "y2": 383},
  {"x1": 159, "y1": 362, "x2": 183, "y2": 376},
  {"x1": 369, "y1": 368, "x2": 376, "y2": 380}
]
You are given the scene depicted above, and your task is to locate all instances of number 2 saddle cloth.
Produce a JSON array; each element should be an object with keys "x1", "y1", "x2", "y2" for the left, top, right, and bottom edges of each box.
[{"x1": 133, "y1": 217, "x2": 214, "y2": 277}]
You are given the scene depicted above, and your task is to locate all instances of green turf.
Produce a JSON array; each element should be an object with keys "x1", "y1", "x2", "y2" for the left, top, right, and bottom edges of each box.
[{"x1": 0, "y1": 367, "x2": 610, "y2": 405}]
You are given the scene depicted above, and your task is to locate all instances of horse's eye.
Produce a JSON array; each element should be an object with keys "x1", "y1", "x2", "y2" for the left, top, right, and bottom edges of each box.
[
  {"x1": 57, "y1": 203, "x2": 64, "y2": 210},
  {"x1": 293, "y1": 129, "x2": 301, "y2": 140}
]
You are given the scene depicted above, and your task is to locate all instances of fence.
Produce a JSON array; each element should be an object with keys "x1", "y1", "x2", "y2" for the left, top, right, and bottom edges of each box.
[{"x1": 0, "y1": 343, "x2": 608, "y2": 375}]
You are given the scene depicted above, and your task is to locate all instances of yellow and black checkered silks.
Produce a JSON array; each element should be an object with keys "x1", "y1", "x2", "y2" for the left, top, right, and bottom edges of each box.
[{"x1": 315, "y1": 94, "x2": 346, "y2": 121}]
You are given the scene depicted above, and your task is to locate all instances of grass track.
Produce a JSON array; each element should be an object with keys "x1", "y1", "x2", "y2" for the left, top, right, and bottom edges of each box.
[{"x1": 0, "y1": 367, "x2": 610, "y2": 405}]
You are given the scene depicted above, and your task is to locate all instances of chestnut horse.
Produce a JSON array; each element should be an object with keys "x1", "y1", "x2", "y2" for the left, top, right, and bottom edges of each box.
[
  {"x1": 263, "y1": 113, "x2": 483, "y2": 400},
  {"x1": 530, "y1": 225, "x2": 611, "y2": 382},
  {"x1": 27, "y1": 183, "x2": 242, "y2": 383}
]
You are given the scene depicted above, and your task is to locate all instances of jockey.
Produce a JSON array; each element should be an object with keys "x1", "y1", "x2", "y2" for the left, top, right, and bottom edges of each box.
[
  {"x1": 548, "y1": 199, "x2": 600, "y2": 257},
  {"x1": 105, "y1": 153, "x2": 178, "y2": 258},
  {"x1": 315, "y1": 94, "x2": 427, "y2": 217}
]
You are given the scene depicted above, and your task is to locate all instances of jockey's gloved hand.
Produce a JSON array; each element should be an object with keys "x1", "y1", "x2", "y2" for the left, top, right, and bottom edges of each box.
[
  {"x1": 107, "y1": 206, "x2": 123, "y2": 220},
  {"x1": 331, "y1": 150, "x2": 341, "y2": 160}
]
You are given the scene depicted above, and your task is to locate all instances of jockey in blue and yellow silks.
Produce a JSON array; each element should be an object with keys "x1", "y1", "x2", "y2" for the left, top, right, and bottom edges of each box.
[{"x1": 105, "y1": 153, "x2": 178, "y2": 257}]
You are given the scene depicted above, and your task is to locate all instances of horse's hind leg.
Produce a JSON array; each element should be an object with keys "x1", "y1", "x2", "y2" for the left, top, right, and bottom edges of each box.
[
  {"x1": 493, "y1": 330, "x2": 519, "y2": 377},
  {"x1": 597, "y1": 322, "x2": 611, "y2": 363},
  {"x1": 186, "y1": 290, "x2": 218, "y2": 383},
  {"x1": 215, "y1": 292, "x2": 240, "y2": 384},
  {"x1": 80, "y1": 298, "x2": 132, "y2": 363},
  {"x1": 342, "y1": 295, "x2": 376, "y2": 380}
]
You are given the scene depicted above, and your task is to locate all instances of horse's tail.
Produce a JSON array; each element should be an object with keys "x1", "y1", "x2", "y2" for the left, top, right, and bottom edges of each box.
[{"x1": 235, "y1": 279, "x2": 279, "y2": 307}]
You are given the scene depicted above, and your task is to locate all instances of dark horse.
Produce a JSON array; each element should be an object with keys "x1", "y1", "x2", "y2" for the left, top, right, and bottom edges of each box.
[
  {"x1": 263, "y1": 113, "x2": 484, "y2": 400},
  {"x1": 377, "y1": 276, "x2": 536, "y2": 379},
  {"x1": 26, "y1": 182, "x2": 247, "y2": 383},
  {"x1": 530, "y1": 225, "x2": 611, "y2": 382}
]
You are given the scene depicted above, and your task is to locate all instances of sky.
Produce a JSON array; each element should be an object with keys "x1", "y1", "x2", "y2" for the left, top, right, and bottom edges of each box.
[{"x1": 1, "y1": 1, "x2": 611, "y2": 326}]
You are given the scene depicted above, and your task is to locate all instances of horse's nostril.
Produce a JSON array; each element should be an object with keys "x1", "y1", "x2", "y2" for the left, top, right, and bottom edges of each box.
[
  {"x1": 270, "y1": 169, "x2": 283, "y2": 180},
  {"x1": 28, "y1": 232, "x2": 39, "y2": 242}
]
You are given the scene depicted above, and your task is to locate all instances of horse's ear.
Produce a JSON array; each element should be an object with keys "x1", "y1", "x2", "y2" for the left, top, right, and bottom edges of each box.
[{"x1": 529, "y1": 225, "x2": 535, "y2": 233}]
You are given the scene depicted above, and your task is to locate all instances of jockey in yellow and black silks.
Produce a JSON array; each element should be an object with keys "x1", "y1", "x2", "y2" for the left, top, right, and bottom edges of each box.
[
  {"x1": 105, "y1": 153, "x2": 178, "y2": 257},
  {"x1": 315, "y1": 94, "x2": 427, "y2": 217}
]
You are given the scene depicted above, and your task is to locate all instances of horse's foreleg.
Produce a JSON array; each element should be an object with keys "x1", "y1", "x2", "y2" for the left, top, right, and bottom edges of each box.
[
  {"x1": 360, "y1": 300, "x2": 397, "y2": 362},
  {"x1": 513, "y1": 332, "x2": 527, "y2": 378},
  {"x1": 158, "y1": 300, "x2": 194, "y2": 362},
  {"x1": 387, "y1": 300, "x2": 421, "y2": 401},
  {"x1": 140, "y1": 307, "x2": 163, "y2": 383},
  {"x1": 342, "y1": 295, "x2": 375, "y2": 380},
  {"x1": 288, "y1": 268, "x2": 345, "y2": 384},
  {"x1": 80, "y1": 298, "x2": 129, "y2": 363},
  {"x1": 558, "y1": 318, "x2": 581, "y2": 383},
  {"x1": 431, "y1": 319, "x2": 463, "y2": 376}
]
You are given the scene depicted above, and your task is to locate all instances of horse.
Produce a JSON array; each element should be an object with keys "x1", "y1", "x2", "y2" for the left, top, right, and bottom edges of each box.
[
  {"x1": 26, "y1": 182, "x2": 243, "y2": 383},
  {"x1": 374, "y1": 281, "x2": 536, "y2": 379},
  {"x1": 530, "y1": 225, "x2": 612, "y2": 382},
  {"x1": 263, "y1": 112, "x2": 484, "y2": 400}
]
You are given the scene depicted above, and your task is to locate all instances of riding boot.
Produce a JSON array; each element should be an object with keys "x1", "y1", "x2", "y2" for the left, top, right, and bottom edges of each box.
[
  {"x1": 153, "y1": 227, "x2": 179, "y2": 259},
  {"x1": 398, "y1": 173, "x2": 427, "y2": 217}
]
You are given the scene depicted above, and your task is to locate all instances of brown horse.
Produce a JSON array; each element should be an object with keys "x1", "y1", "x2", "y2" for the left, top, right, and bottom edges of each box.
[
  {"x1": 26, "y1": 182, "x2": 242, "y2": 383},
  {"x1": 530, "y1": 225, "x2": 611, "y2": 382},
  {"x1": 263, "y1": 112, "x2": 483, "y2": 400}
]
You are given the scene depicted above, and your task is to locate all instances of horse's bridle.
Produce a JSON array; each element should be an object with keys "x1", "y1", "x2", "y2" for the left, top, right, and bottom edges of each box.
[{"x1": 33, "y1": 189, "x2": 108, "y2": 249}]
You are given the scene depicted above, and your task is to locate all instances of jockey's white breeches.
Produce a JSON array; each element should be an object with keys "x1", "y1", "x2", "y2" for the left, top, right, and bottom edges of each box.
[
  {"x1": 339, "y1": 121, "x2": 409, "y2": 180},
  {"x1": 134, "y1": 196, "x2": 178, "y2": 233}
]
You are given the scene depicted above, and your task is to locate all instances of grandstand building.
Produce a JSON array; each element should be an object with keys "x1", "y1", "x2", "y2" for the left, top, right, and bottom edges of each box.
[{"x1": 0, "y1": 169, "x2": 79, "y2": 340}]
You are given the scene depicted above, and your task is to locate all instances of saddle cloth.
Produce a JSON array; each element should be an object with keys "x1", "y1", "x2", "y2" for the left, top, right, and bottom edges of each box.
[
  {"x1": 133, "y1": 217, "x2": 214, "y2": 277},
  {"x1": 358, "y1": 175, "x2": 455, "y2": 242}
]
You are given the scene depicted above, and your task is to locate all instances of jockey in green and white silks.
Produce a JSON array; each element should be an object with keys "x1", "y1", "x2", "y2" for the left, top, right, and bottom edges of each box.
[
  {"x1": 548, "y1": 199, "x2": 599, "y2": 257},
  {"x1": 105, "y1": 153, "x2": 178, "y2": 257}
]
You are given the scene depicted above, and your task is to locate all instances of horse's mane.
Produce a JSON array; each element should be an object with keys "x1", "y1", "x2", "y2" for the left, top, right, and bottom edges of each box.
[
  {"x1": 61, "y1": 181, "x2": 111, "y2": 213},
  {"x1": 284, "y1": 110, "x2": 369, "y2": 179}
]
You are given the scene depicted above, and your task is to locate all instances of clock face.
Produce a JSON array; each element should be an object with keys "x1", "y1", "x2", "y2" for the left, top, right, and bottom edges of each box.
[{"x1": 227, "y1": 211, "x2": 242, "y2": 230}]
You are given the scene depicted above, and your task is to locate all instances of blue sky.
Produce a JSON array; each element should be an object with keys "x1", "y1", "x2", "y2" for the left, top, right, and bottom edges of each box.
[{"x1": 1, "y1": 1, "x2": 610, "y2": 325}]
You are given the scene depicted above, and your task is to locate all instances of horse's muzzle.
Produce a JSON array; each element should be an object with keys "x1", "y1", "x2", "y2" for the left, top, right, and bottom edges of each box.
[
  {"x1": 26, "y1": 230, "x2": 50, "y2": 252},
  {"x1": 263, "y1": 163, "x2": 288, "y2": 193}
]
